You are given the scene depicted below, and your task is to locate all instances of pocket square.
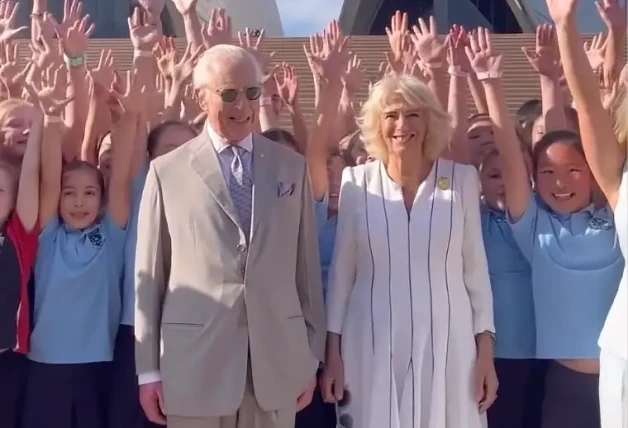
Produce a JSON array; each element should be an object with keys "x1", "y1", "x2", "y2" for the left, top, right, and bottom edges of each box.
[{"x1": 277, "y1": 182, "x2": 295, "y2": 197}]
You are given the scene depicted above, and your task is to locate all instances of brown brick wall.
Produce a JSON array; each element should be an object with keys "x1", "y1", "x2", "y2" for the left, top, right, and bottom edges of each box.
[{"x1": 14, "y1": 35, "x2": 627, "y2": 130}]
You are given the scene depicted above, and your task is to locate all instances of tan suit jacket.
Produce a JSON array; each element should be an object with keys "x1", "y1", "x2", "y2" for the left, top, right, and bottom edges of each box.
[{"x1": 134, "y1": 133, "x2": 326, "y2": 418}]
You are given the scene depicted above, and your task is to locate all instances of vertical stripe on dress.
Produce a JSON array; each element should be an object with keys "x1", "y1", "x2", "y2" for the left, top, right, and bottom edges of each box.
[
  {"x1": 378, "y1": 165, "x2": 394, "y2": 428},
  {"x1": 442, "y1": 163, "x2": 455, "y2": 423},
  {"x1": 426, "y1": 160, "x2": 440, "y2": 401},
  {"x1": 363, "y1": 166, "x2": 376, "y2": 355}
]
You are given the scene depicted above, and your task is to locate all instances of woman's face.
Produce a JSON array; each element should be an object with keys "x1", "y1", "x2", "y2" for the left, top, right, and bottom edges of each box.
[
  {"x1": 327, "y1": 154, "x2": 346, "y2": 212},
  {"x1": 535, "y1": 141, "x2": 592, "y2": 214},
  {"x1": 59, "y1": 168, "x2": 104, "y2": 230},
  {"x1": 467, "y1": 120, "x2": 495, "y2": 166},
  {"x1": 151, "y1": 126, "x2": 197, "y2": 159},
  {"x1": 381, "y1": 102, "x2": 427, "y2": 157},
  {"x1": 0, "y1": 105, "x2": 35, "y2": 160},
  {"x1": 479, "y1": 154, "x2": 505, "y2": 212}
]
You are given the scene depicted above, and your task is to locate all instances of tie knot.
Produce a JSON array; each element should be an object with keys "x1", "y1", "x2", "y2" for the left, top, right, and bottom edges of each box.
[{"x1": 231, "y1": 145, "x2": 247, "y2": 157}]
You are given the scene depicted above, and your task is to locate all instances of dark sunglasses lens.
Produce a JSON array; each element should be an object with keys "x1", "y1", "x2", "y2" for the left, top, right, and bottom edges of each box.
[
  {"x1": 220, "y1": 89, "x2": 238, "y2": 103},
  {"x1": 245, "y1": 86, "x2": 262, "y2": 101}
]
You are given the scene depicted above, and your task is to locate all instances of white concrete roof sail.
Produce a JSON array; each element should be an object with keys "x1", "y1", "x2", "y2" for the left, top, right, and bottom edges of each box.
[
  {"x1": 520, "y1": 0, "x2": 606, "y2": 33},
  {"x1": 196, "y1": 0, "x2": 285, "y2": 36}
]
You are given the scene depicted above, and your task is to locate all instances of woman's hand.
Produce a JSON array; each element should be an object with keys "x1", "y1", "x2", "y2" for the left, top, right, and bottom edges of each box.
[
  {"x1": 28, "y1": 65, "x2": 73, "y2": 117},
  {"x1": 474, "y1": 333, "x2": 498, "y2": 413},
  {"x1": 320, "y1": 333, "x2": 345, "y2": 403}
]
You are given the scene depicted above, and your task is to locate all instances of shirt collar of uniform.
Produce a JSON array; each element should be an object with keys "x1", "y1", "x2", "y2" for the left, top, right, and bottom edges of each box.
[{"x1": 206, "y1": 124, "x2": 253, "y2": 154}]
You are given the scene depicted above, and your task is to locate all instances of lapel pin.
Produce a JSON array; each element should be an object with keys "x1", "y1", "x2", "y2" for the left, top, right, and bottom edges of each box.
[{"x1": 437, "y1": 177, "x2": 450, "y2": 190}]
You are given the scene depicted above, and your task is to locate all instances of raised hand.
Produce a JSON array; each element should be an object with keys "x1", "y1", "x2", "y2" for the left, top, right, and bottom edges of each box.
[
  {"x1": 0, "y1": 0, "x2": 27, "y2": 43},
  {"x1": 343, "y1": 54, "x2": 364, "y2": 94},
  {"x1": 110, "y1": 70, "x2": 146, "y2": 114},
  {"x1": 201, "y1": 8, "x2": 232, "y2": 48},
  {"x1": 411, "y1": 16, "x2": 449, "y2": 66},
  {"x1": 90, "y1": 49, "x2": 116, "y2": 93},
  {"x1": 0, "y1": 42, "x2": 29, "y2": 88},
  {"x1": 237, "y1": 27, "x2": 274, "y2": 71},
  {"x1": 154, "y1": 37, "x2": 177, "y2": 78},
  {"x1": 171, "y1": 0, "x2": 198, "y2": 15},
  {"x1": 545, "y1": 0, "x2": 579, "y2": 24},
  {"x1": 522, "y1": 24, "x2": 560, "y2": 77},
  {"x1": 595, "y1": 0, "x2": 627, "y2": 32},
  {"x1": 128, "y1": 7, "x2": 162, "y2": 52},
  {"x1": 57, "y1": 0, "x2": 83, "y2": 36},
  {"x1": 29, "y1": 36, "x2": 63, "y2": 70},
  {"x1": 465, "y1": 27, "x2": 503, "y2": 78},
  {"x1": 584, "y1": 32, "x2": 607, "y2": 73},
  {"x1": 274, "y1": 63, "x2": 298, "y2": 107},
  {"x1": 55, "y1": 14, "x2": 95, "y2": 58},
  {"x1": 170, "y1": 42, "x2": 203, "y2": 84},
  {"x1": 28, "y1": 65, "x2": 74, "y2": 116},
  {"x1": 385, "y1": 10, "x2": 415, "y2": 73}
]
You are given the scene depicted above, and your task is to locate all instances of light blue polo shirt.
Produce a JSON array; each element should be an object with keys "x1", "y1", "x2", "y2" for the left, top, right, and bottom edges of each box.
[
  {"x1": 30, "y1": 214, "x2": 127, "y2": 364},
  {"x1": 314, "y1": 196, "x2": 337, "y2": 304},
  {"x1": 509, "y1": 195, "x2": 624, "y2": 359},
  {"x1": 120, "y1": 168, "x2": 148, "y2": 326},
  {"x1": 481, "y1": 206, "x2": 535, "y2": 359}
]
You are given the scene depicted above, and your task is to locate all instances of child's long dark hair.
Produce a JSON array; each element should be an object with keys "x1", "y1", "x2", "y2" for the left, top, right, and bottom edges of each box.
[
  {"x1": 532, "y1": 130, "x2": 585, "y2": 173},
  {"x1": 147, "y1": 121, "x2": 196, "y2": 159}
]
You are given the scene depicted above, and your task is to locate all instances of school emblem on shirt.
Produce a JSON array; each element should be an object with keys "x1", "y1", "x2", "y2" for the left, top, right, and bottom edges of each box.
[
  {"x1": 87, "y1": 228, "x2": 104, "y2": 248},
  {"x1": 437, "y1": 176, "x2": 450, "y2": 190},
  {"x1": 589, "y1": 217, "x2": 612, "y2": 231}
]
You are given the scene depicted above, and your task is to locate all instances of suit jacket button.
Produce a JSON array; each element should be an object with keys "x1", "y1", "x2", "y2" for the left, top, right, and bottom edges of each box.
[
  {"x1": 237, "y1": 244, "x2": 246, "y2": 253},
  {"x1": 240, "y1": 268, "x2": 246, "y2": 275}
]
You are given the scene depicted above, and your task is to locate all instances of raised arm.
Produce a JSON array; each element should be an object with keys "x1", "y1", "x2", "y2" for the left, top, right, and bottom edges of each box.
[
  {"x1": 106, "y1": 71, "x2": 143, "y2": 229},
  {"x1": 15, "y1": 109, "x2": 44, "y2": 232},
  {"x1": 547, "y1": 0, "x2": 625, "y2": 208},
  {"x1": 171, "y1": 0, "x2": 203, "y2": 52},
  {"x1": 33, "y1": 66, "x2": 74, "y2": 227},
  {"x1": 467, "y1": 28, "x2": 531, "y2": 220}
]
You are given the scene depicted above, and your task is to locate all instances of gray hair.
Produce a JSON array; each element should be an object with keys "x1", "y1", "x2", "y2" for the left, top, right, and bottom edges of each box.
[{"x1": 192, "y1": 44, "x2": 263, "y2": 89}]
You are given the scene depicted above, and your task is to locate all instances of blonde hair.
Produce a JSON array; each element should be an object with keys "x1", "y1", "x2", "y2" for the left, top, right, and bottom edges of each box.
[
  {"x1": 0, "y1": 98, "x2": 32, "y2": 128},
  {"x1": 614, "y1": 88, "x2": 628, "y2": 151},
  {"x1": 358, "y1": 75, "x2": 451, "y2": 163}
]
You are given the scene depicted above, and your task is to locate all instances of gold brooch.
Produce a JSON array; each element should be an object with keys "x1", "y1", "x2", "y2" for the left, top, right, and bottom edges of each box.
[{"x1": 437, "y1": 177, "x2": 450, "y2": 190}]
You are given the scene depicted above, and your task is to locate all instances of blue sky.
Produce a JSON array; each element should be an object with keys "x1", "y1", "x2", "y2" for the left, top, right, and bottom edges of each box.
[{"x1": 277, "y1": 0, "x2": 343, "y2": 36}]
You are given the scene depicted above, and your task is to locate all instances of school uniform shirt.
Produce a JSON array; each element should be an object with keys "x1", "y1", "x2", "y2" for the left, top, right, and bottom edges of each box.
[
  {"x1": 509, "y1": 194, "x2": 624, "y2": 359},
  {"x1": 481, "y1": 206, "x2": 535, "y2": 359},
  {"x1": 314, "y1": 194, "x2": 337, "y2": 303},
  {"x1": 29, "y1": 215, "x2": 127, "y2": 364},
  {"x1": 599, "y1": 163, "x2": 628, "y2": 361},
  {"x1": 121, "y1": 167, "x2": 149, "y2": 326},
  {"x1": 0, "y1": 212, "x2": 38, "y2": 354}
]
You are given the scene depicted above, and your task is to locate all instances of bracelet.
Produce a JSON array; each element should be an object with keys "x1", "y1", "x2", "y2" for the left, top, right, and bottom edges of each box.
[
  {"x1": 420, "y1": 61, "x2": 444, "y2": 70},
  {"x1": 133, "y1": 50, "x2": 153, "y2": 58},
  {"x1": 63, "y1": 54, "x2": 86, "y2": 68},
  {"x1": 476, "y1": 71, "x2": 502, "y2": 81},
  {"x1": 44, "y1": 115, "x2": 62, "y2": 123},
  {"x1": 476, "y1": 331, "x2": 496, "y2": 345},
  {"x1": 447, "y1": 65, "x2": 468, "y2": 78},
  {"x1": 259, "y1": 96, "x2": 272, "y2": 107},
  {"x1": 30, "y1": 12, "x2": 44, "y2": 18}
]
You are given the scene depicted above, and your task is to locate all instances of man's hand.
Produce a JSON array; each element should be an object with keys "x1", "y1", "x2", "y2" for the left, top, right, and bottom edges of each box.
[
  {"x1": 139, "y1": 381, "x2": 167, "y2": 425},
  {"x1": 296, "y1": 376, "x2": 316, "y2": 412}
]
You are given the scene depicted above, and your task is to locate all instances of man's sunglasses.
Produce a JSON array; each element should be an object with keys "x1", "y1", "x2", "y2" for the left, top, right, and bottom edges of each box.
[{"x1": 216, "y1": 86, "x2": 262, "y2": 103}]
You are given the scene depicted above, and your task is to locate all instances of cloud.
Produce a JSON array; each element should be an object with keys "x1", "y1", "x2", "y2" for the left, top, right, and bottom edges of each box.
[{"x1": 277, "y1": 0, "x2": 343, "y2": 36}]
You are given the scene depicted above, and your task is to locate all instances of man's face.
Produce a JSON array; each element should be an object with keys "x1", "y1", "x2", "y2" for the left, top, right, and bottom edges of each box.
[{"x1": 199, "y1": 60, "x2": 261, "y2": 143}]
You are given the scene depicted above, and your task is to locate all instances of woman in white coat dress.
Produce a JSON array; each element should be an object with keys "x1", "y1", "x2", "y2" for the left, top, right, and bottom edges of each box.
[{"x1": 321, "y1": 74, "x2": 498, "y2": 428}]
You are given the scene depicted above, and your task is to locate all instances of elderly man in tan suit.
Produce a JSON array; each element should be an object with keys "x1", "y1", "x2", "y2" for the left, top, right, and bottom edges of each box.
[{"x1": 134, "y1": 44, "x2": 326, "y2": 428}]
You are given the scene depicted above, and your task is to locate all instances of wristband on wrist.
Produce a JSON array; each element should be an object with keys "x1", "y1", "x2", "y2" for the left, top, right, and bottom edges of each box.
[
  {"x1": 420, "y1": 61, "x2": 444, "y2": 71},
  {"x1": 476, "y1": 70, "x2": 503, "y2": 81},
  {"x1": 133, "y1": 50, "x2": 153, "y2": 58},
  {"x1": 447, "y1": 65, "x2": 468, "y2": 78},
  {"x1": 259, "y1": 96, "x2": 272, "y2": 107},
  {"x1": 63, "y1": 54, "x2": 86, "y2": 68}
]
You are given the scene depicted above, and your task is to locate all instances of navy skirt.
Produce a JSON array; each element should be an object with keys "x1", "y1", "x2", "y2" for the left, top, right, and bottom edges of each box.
[
  {"x1": 541, "y1": 361, "x2": 600, "y2": 428},
  {"x1": 22, "y1": 360, "x2": 109, "y2": 428},
  {"x1": 0, "y1": 351, "x2": 27, "y2": 428},
  {"x1": 295, "y1": 368, "x2": 336, "y2": 428},
  {"x1": 487, "y1": 358, "x2": 548, "y2": 428}
]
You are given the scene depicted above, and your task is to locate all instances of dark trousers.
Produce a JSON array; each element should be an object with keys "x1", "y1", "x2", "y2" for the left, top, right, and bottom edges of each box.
[
  {"x1": 108, "y1": 324, "x2": 164, "y2": 428},
  {"x1": 541, "y1": 361, "x2": 600, "y2": 428},
  {"x1": 294, "y1": 369, "x2": 336, "y2": 428},
  {"x1": 488, "y1": 358, "x2": 548, "y2": 428},
  {"x1": 23, "y1": 360, "x2": 109, "y2": 428},
  {"x1": 0, "y1": 351, "x2": 27, "y2": 428}
]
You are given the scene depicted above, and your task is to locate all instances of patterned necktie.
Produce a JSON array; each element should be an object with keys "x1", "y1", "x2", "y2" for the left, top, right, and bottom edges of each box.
[{"x1": 228, "y1": 145, "x2": 253, "y2": 238}]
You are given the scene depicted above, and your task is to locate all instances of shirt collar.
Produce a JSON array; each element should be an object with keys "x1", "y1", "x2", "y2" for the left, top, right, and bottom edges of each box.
[{"x1": 207, "y1": 124, "x2": 253, "y2": 154}]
